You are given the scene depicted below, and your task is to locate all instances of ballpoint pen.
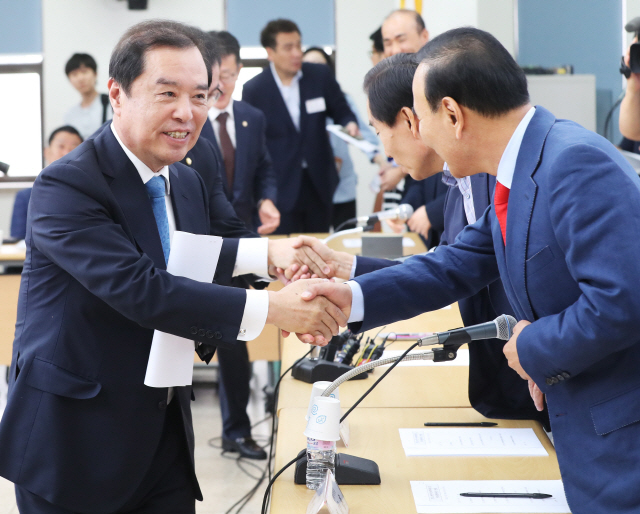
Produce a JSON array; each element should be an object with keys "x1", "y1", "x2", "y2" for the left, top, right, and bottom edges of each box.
[{"x1": 460, "y1": 492, "x2": 553, "y2": 499}]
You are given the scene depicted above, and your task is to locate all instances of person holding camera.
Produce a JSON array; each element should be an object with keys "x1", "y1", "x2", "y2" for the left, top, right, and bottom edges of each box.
[{"x1": 619, "y1": 22, "x2": 640, "y2": 140}]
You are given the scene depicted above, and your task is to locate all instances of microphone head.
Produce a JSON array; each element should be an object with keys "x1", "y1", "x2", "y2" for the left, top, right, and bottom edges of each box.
[
  {"x1": 396, "y1": 204, "x2": 414, "y2": 221},
  {"x1": 495, "y1": 315, "x2": 518, "y2": 340}
]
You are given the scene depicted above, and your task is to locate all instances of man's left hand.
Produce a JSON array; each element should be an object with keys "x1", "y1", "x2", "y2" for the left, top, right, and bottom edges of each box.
[
  {"x1": 344, "y1": 121, "x2": 360, "y2": 138},
  {"x1": 268, "y1": 237, "x2": 330, "y2": 281},
  {"x1": 407, "y1": 205, "x2": 431, "y2": 239},
  {"x1": 257, "y1": 199, "x2": 280, "y2": 235},
  {"x1": 503, "y1": 320, "x2": 532, "y2": 380}
]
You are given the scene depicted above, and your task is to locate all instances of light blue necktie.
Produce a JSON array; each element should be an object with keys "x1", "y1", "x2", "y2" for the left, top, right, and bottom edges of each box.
[{"x1": 145, "y1": 175, "x2": 170, "y2": 265}]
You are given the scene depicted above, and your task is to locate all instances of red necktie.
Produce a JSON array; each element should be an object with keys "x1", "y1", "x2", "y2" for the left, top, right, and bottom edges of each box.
[
  {"x1": 494, "y1": 181, "x2": 510, "y2": 245},
  {"x1": 216, "y1": 112, "x2": 235, "y2": 191}
]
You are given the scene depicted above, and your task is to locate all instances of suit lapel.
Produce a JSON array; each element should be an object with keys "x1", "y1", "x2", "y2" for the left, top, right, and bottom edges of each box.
[
  {"x1": 263, "y1": 67, "x2": 298, "y2": 133},
  {"x1": 94, "y1": 128, "x2": 167, "y2": 270},
  {"x1": 233, "y1": 102, "x2": 249, "y2": 197},
  {"x1": 298, "y1": 67, "x2": 311, "y2": 137},
  {"x1": 504, "y1": 106, "x2": 556, "y2": 321},
  {"x1": 169, "y1": 165, "x2": 200, "y2": 234}
]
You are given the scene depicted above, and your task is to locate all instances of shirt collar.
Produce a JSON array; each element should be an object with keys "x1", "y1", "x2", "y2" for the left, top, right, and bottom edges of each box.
[
  {"x1": 209, "y1": 98, "x2": 234, "y2": 123},
  {"x1": 269, "y1": 62, "x2": 303, "y2": 90},
  {"x1": 110, "y1": 123, "x2": 171, "y2": 194},
  {"x1": 441, "y1": 162, "x2": 458, "y2": 187},
  {"x1": 496, "y1": 106, "x2": 536, "y2": 189}
]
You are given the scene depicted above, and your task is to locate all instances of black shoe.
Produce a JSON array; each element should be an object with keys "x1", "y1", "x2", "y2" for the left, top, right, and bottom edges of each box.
[{"x1": 222, "y1": 437, "x2": 267, "y2": 460}]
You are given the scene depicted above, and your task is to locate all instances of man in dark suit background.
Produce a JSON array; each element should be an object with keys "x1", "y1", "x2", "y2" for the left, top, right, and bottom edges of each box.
[
  {"x1": 0, "y1": 21, "x2": 346, "y2": 514},
  {"x1": 242, "y1": 19, "x2": 358, "y2": 234}
]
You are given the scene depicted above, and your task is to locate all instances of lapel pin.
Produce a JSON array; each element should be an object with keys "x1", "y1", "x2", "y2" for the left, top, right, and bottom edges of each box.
[
  {"x1": 186, "y1": 157, "x2": 192, "y2": 165},
  {"x1": 242, "y1": 120, "x2": 248, "y2": 127}
]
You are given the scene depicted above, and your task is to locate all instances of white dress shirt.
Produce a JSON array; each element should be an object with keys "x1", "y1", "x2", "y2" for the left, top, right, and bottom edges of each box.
[
  {"x1": 110, "y1": 123, "x2": 269, "y2": 340},
  {"x1": 442, "y1": 163, "x2": 476, "y2": 225},
  {"x1": 346, "y1": 106, "x2": 537, "y2": 324},
  {"x1": 270, "y1": 62, "x2": 302, "y2": 131},
  {"x1": 209, "y1": 98, "x2": 236, "y2": 148}
]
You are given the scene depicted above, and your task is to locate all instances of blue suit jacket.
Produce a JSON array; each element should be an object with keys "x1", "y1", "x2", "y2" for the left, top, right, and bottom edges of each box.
[
  {"x1": 0, "y1": 127, "x2": 249, "y2": 512},
  {"x1": 9, "y1": 188, "x2": 31, "y2": 240},
  {"x1": 200, "y1": 101, "x2": 277, "y2": 230},
  {"x1": 242, "y1": 63, "x2": 356, "y2": 212},
  {"x1": 350, "y1": 107, "x2": 640, "y2": 513},
  {"x1": 402, "y1": 172, "x2": 448, "y2": 248}
]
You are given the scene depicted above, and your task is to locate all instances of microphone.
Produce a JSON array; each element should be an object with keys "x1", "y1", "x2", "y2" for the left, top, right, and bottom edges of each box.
[
  {"x1": 418, "y1": 315, "x2": 517, "y2": 347},
  {"x1": 355, "y1": 204, "x2": 414, "y2": 227}
]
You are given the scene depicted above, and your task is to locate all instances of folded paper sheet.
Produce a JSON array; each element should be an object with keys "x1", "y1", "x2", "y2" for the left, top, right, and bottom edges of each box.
[{"x1": 144, "y1": 231, "x2": 223, "y2": 388}]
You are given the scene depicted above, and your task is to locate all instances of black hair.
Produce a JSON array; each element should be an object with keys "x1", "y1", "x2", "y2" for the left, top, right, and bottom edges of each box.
[
  {"x1": 370, "y1": 27, "x2": 383, "y2": 54},
  {"x1": 386, "y1": 9, "x2": 427, "y2": 32},
  {"x1": 48, "y1": 125, "x2": 83, "y2": 145},
  {"x1": 65, "y1": 53, "x2": 97, "y2": 76},
  {"x1": 260, "y1": 19, "x2": 301, "y2": 49},
  {"x1": 210, "y1": 30, "x2": 241, "y2": 64},
  {"x1": 303, "y1": 46, "x2": 334, "y2": 75},
  {"x1": 109, "y1": 20, "x2": 213, "y2": 96},
  {"x1": 363, "y1": 53, "x2": 418, "y2": 126},
  {"x1": 203, "y1": 30, "x2": 221, "y2": 67},
  {"x1": 416, "y1": 27, "x2": 529, "y2": 118}
]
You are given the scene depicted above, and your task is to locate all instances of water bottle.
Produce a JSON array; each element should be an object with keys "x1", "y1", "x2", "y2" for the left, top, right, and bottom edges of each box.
[{"x1": 306, "y1": 437, "x2": 336, "y2": 490}]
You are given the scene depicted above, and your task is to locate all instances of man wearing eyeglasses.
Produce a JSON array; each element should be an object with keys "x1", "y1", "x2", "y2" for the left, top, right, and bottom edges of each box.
[{"x1": 203, "y1": 31, "x2": 280, "y2": 236}]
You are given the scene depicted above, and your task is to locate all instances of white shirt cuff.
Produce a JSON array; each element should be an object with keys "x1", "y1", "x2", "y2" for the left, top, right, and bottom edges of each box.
[
  {"x1": 350, "y1": 256, "x2": 357, "y2": 280},
  {"x1": 238, "y1": 289, "x2": 269, "y2": 340},
  {"x1": 346, "y1": 281, "x2": 364, "y2": 323},
  {"x1": 233, "y1": 237, "x2": 269, "y2": 277}
]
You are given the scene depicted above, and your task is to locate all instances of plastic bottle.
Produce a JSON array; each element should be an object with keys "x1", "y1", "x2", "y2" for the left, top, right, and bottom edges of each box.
[{"x1": 306, "y1": 437, "x2": 336, "y2": 490}]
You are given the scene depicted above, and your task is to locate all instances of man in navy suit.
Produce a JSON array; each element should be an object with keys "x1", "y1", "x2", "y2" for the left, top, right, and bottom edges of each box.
[
  {"x1": 242, "y1": 19, "x2": 358, "y2": 234},
  {"x1": 0, "y1": 21, "x2": 346, "y2": 514},
  {"x1": 301, "y1": 28, "x2": 640, "y2": 513}
]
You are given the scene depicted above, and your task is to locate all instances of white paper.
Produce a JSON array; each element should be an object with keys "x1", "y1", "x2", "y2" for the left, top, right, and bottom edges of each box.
[
  {"x1": 144, "y1": 232, "x2": 223, "y2": 388},
  {"x1": 410, "y1": 480, "x2": 570, "y2": 513},
  {"x1": 381, "y1": 348, "x2": 469, "y2": 367},
  {"x1": 399, "y1": 428, "x2": 548, "y2": 457},
  {"x1": 341, "y1": 236, "x2": 415, "y2": 249},
  {"x1": 306, "y1": 97, "x2": 327, "y2": 114},
  {"x1": 327, "y1": 124, "x2": 378, "y2": 154},
  {"x1": 306, "y1": 470, "x2": 350, "y2": 514}
]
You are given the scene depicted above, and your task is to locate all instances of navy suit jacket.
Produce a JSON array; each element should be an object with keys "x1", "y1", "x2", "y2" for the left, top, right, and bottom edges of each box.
[
  {"x1": 0, "y1": 127, "x2": 249, "y2": 512},
  {"x1": 242, "y1": 63, "x2": 356, "y2": 212},
  {"x1": 350, "y1": 107, "x2": 640, "y2": 513},
  {"x1": 9, "y1": 187, "x2": 31, "y2": 240},
  {"x1": 200, "y1": 101, "x2": 277, "y2": 230}
]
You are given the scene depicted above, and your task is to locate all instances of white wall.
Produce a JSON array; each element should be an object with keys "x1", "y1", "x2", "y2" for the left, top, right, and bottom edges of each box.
[
  {"x1": 336, "y1": 0, "x2": 516, "y2": 216},
  {"x1": 42, "y1": 0, "x2": 225, "y2": 138}
]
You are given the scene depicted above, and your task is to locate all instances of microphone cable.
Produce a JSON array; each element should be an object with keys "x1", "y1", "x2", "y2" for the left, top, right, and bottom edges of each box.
[{"x1": 260, "y1": 341, "x2": 420, "y2": 514}]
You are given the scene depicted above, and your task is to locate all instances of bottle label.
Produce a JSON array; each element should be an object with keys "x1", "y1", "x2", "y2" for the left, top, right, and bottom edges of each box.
[{"x1": 307, "y1": 438, "x2": 336, "y2": 451}]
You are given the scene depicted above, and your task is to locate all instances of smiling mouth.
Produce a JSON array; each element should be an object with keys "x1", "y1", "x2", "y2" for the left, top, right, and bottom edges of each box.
[{"x1": 164, "y1": 131, "x2": 189, "y2": 139}]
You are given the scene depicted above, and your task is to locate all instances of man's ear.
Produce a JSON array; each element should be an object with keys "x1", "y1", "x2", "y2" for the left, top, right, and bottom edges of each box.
[
  {"x1": 265, "y1": 47, "x2": 275, "y2": 63},
  {"x1": 108, "y1": 78, "x2": 122, "y2": 117},
  {"x1": 441, "y1": 97, "x2": 465, "y2": 140},
  {"x1": 402, "y1": 106, "x2": 420, "y2": 139}
]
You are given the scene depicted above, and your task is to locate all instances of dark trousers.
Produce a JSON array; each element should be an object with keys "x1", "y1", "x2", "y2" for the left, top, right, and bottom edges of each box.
[
  {"x1": 217, "y1": 341, "x2": 252, "y2": 439},
  {"x1": 276, "y1": 171, "x2": 332, "y2": 234},
  {"x1": 331, "y1": 200, "x2": 356, "y2": 230},
  {"x1": 16, "y1": 399, "x2": 197, "y2": 514}
]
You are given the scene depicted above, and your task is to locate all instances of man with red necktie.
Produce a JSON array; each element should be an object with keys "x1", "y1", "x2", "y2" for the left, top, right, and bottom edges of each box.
[{"x1": 301, "y1": 28, "x2": 640, "y2": 514}]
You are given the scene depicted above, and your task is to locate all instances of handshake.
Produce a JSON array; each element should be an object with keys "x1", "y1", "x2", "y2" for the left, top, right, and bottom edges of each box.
[{"x1": 264, "y1": 236, "x2": 357, "y2": 346}]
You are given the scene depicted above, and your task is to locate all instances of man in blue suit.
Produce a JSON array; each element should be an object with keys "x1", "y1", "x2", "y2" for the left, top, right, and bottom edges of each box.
[
  {"x1": 242, "y1": 19, "x2": 358, "y2": 234},
  {"x1": 302, "y1": 28, "x2": 640, "y2": 513},
  {"x1": 0, "y1": 21, "x2": 346, "y2": 513}
]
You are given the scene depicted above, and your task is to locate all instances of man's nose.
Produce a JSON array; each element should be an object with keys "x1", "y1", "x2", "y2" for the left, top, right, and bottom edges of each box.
[{"x1": 173, "y1": 95, "x2": 194, "y2": 123}]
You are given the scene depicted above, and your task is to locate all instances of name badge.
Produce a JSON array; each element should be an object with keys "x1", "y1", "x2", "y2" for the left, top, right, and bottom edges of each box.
[{"x1": 306, "y1": 97, "x2": 326, "y2": 114}]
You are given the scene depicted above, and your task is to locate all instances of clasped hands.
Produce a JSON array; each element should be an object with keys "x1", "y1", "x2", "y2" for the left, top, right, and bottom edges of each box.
[{"x1": 265, "y1": 237, "x2": 355, "y2": 346}]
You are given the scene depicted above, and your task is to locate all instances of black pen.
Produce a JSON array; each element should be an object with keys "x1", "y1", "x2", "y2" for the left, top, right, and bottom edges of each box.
[
  {"x1": 424, "y1": 422, "x2": 498, "y2": 427},
  {"x1": 460, "y1": 493, "x2": 552, "y2": 499}
]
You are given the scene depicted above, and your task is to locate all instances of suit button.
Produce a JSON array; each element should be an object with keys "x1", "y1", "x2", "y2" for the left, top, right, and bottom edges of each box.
[
  {"x1": 552, "y1": 377, "x2": 559, "y2": 384},
  {"x1": 158, "y1": 400, "x2": 167, "y2": 410},
  {"x1": 206, "y1": 330, "x2": 214, "y2": 339},
  {"x1": 557, "y1": 374, "x2": 565, "y2": 381},
  {"x1": 545, "y1": 377, "x2": 554, "y2": 386},
  {"x1": 198, "y1": 329, "x2": 206, "y2": 337},
  {"x1": 190, "y1": 326, "x2": 198, "y2": 335},
  {"x1": 562, "y1": 372, "x2": 571, "y2": 379},
  {"x1": 215, "y1": 331, "x2": 222, "y2": 340}
]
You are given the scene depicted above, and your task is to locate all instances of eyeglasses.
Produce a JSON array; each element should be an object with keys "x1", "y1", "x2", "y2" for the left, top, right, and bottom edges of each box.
[
  {"x1": 219, "y1": 71, "x2": 239, "y2": 84},
  {"x1": 211, "y1": 85, "x2": 224, "y2": 101}
]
